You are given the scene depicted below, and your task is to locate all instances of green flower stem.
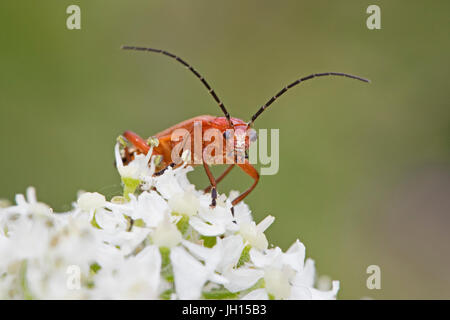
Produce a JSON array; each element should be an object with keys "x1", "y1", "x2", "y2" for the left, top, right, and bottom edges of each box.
[{"x1": 122, "y1": 177, "x2": 140, "y2": 200}]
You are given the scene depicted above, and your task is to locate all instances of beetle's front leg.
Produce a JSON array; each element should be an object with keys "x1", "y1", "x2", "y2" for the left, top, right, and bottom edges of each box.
[
  {"x1": 202, "y1": 159, "x2": 217, "y2": 208},
  {"x1": 204, "y1": 164, "x2": 235, "y2": 193}
]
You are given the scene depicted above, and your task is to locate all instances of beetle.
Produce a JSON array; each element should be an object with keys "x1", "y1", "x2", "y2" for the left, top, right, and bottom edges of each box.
[{"x1": 120, "y1": 46, "x2": 370, "y2": 213}]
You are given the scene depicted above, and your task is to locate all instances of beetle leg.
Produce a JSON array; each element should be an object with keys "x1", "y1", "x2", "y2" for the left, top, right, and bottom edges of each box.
[
  {"x1": 204, "y1": 164, "x2": 235, "y2": 193},
  {"x1": 231, "y1": 160, "x2": 260, "y2": 215},
  {"x1": 153, "y1": 130, "x2": 191, "y2": 176},
  {"x1": 202, "y1": 160, "x2": 218, "y2": 208},
  {"x1": 123, "y1": 131, "x2": 150, "y2": 154},
  {"x1": 122, "y1": 146, "x2": 135, "y2": 165}
]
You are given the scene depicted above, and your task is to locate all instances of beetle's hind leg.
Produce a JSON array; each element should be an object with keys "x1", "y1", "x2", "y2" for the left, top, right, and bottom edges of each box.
[{"x1": 230, "y1": 161, "x2": 259, "y2": 217}]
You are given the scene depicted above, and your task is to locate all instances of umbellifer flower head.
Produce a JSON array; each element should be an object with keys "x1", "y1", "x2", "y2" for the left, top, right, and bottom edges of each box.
[{"x1": 0, "y1": 142, "x2": 339, "y2": 299}]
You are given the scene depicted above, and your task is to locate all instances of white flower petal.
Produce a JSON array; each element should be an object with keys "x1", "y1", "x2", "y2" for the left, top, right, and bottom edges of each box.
[
  {"x1": 223, "y1": 267, "x2": 264, "y2": 293},
  {"x1": 249, "y1": 247, "x2": 283, "y2": 268},
  {"x1": 77, "y1": 192, "x2": 106, "y2": 212},
  {"x1": 241, "y1": 288, "x2": 269, "y2": 300},
  {"x1": 189, "y1": 216, "x2": 226, "y2": 236},
  {"x1": 95, "y1": 209, "x2": 127, "y2": 232},
  {"x1": 256, "y1": 215, "x2": 275, "y2": 233},
  {"x1": 208, "y1": 273, "x2": 229, "y2": 285},
  {"x1": 292, "y1": 258, "x2": 316, "y2": 288},
  {"x1": 170, "y1": 246, "x2": 207, "y2": 300},
  {"x1": 264, "y1": 267, "x2": 291, "y2": 300},
  {"x1": 310, "y1": 281, "x2": 340, "y2": 300},
  {"x1": 182, "y1": 239, "x2": 214, "y2": 261},
  {"x1": 116, "y1": 143, "x2": 154, "y2": 180},
  {"x1": 152, "y1": 217, "x2": 182, "y2": 248},
  {"x1": 26, "y1": 187, "x2": 37, "y2": 204},
  {"x1": 289, "y1": 285, "x2": 313, "y2": 300},
  {"x1": 168, "y1": 190, "x2": 199, "y2": 217},
  {"x1": 134, "y1": 191, "x2": 169, "y2": 227},
  {"x1": 282, "y1": 239, "x2": 306, "y2": 272},
  {"x1": 154, "y1": 167, "x2": 186, "y2": 199},
  {"x1": 216, "y1": 235, "x2": 245, "y2": 272},
  {"x1": 240, "y1": 222, "x2": 268, "y2": 251}
]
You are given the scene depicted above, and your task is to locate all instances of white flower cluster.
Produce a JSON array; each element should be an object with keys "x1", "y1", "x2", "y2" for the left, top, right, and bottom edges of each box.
[{"x1": 0, "y1": 142, "x2": 339, "y2": 300}]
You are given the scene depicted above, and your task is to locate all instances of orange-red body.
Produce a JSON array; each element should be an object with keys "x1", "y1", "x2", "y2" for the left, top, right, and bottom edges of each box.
[
  {"x1": 124, "y1": 115, "x2": 250, "y2": 168},
  {"x1": 123, "y1": 115, "x2": 259, "y2": 208}
]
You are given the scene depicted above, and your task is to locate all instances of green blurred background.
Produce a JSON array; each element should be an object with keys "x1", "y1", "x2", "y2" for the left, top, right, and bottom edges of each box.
[{"x1": 1, "y1": 1, "x2": 449, "y2": 299}]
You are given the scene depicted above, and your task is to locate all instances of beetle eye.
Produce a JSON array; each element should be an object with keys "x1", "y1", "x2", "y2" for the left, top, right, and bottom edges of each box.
[
  {"x1": 223, "y1": 130, "x2": 233, "y2": 140},
  {"x1": 248, "y1": 129, "x2": 257, "y2": 142}
]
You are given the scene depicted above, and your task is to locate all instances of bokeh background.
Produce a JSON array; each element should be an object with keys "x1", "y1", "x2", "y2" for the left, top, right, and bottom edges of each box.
[{"x1": 1, "y1": 1, "x2": 449, "y2": 299}]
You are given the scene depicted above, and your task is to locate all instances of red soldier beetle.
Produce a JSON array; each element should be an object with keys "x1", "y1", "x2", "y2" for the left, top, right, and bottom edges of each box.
[{"x1": 120, "y1": 46, "x2": 370, "y2": 214}]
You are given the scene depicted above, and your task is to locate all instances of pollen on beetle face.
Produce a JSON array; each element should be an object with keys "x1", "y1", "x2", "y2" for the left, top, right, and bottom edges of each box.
[{"x1": 0, "y1": 142, "x2": 339, "y2": 300}]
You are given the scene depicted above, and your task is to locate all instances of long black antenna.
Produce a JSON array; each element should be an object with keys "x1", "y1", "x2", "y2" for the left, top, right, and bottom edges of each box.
[
  {"x1": 249, "y1": 72, "x2": 370, "y2": 125},
  {"x1": 122, "y1": 46, "x2": 232, "y2": 126}
]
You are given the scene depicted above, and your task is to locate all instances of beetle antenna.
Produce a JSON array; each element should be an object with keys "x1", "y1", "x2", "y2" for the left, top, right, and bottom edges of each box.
[
  {"x1": 249, "y1": 72, "x2": 370, "y2": 125},
  {"x1": 122, "y1": 46, "x2": 232, "y2": 126}
]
